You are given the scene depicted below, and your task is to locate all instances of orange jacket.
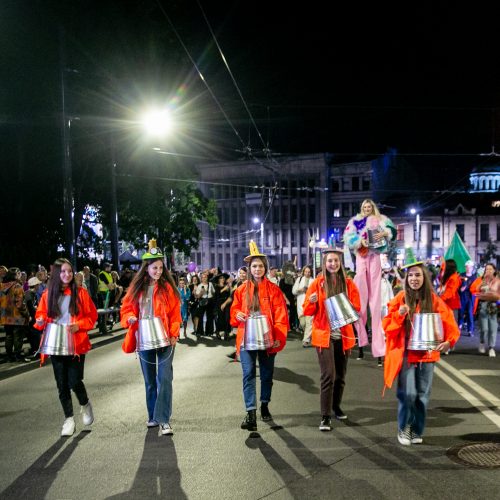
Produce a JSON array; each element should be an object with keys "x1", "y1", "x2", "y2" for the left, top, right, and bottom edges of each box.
[
  {"x1": 230, "y1": 278, "x2": 289, "y2": 355},
  {"x1": 35, "y1": 287, "x2": 98, "y2": 356},
  {"x1": 438, "y1": 273, "x2": 461, "y2": 310},
  {"x1": 302, "y1": 275, "x2": 360, "y2": 351},
  {"x1": 470, "y1": 276, "x2": 500, "y2": 314},
  {"x1": 382, "y1": 291, "x2": 460, "y2": 390},
  {"x1": 120, "y1": 282, "x2": 181, "y2": 353}
]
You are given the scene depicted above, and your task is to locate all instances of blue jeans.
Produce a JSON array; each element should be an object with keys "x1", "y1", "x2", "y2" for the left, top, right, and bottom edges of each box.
[
  {"x1": 139, "y1": 346, "x2": 175, "y2": 424},
  {"x1": 479, "y1": 302, "x2": 498, "y2": 349},
  {"x1": 396, "y1": 359, "x2": 434, "y2": 436},
  {"x1": 239, "y1": 349, "x2": 276, "y2": 411}
]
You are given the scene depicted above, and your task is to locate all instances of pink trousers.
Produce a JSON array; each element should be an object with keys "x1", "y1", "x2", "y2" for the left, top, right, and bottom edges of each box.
[{"x1": 354, "y1": 252, "x2": 386, "y2": 357}]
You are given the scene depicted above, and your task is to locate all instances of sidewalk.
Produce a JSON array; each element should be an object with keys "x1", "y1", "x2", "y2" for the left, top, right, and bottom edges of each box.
[{"x1": 0, "y1": 324, "x2": 126, "y2": 381}]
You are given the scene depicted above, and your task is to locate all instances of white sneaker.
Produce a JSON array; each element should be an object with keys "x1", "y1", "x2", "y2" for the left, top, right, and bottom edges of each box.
[
  {"x1": 81, "y1": 401, "x2": 94, "y2": 426},
  {"x1": 160, "y1": 423, "x2": 173, "y2": 435},
  {"x1": 397, "y1": 426, "x2": 411, "y2": 446},
  {"x1": 61, "y1": 417, "x2": 75, "y2": 436},
  {"x1": 489, "y1": 348, "x2": 496, "y2": 358},
  {"x1": 146, "y1": 420, "x2": 159, "y2": 428},
  {"x1": 478, "y1": 343, "x2": 486, "y2": 354}
]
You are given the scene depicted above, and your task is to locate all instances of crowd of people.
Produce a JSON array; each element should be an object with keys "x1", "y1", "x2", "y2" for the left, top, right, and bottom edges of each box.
[{"x1": 0, "y1": 200, "x2": 498, "y2": 444}]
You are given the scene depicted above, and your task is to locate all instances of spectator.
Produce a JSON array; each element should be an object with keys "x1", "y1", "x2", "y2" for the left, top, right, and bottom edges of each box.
[
  {"x1": 267, "y1": 267, "x2": 280, "y2": 285},
  {"x1": 0, "y1": 268, "x2": 30, "y2": 362},
  {"x1": 82, "y1": 266, "x2": 98, "y2": 306},
  {"x1": 214, "y1": 272, "x2": 232, "y2": 340},
  {"x1": 459, "y1": 260, "x2": 477, "y2": 336},
  {"x1": 470, "y1": 263, "x2": 500, "y2": 357},
  {"x1": 97, "y1": 262, "x2": 115, "y2": 334},
  {"x1": 194, "y1": 271, "x2": 215, "y2": 336},
  {"x1": 74, "y1": 272, "x2": 86, "y2": 289},
  {"x1": 177, "y1": 276, "x2": 191, "y2": 338},
  {"x1": 24, "y1": 277, "x2": 43, "y2": 358},
  {"x1": 188, "y1": 274, "x2": 201, "y2": 334},
  {"x1": 0, "y1": 265, "x2": 8, "y2": 283},
  {"x1": 35, "y1": 267, "x2": 49, "y2": 301},
  {"x1": 292, "y1": 265, "x2": 314, "y2": 347}
]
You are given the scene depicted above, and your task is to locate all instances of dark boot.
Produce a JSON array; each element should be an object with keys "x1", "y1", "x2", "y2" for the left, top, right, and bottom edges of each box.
[
  {"x1": 241, "y1": 410, "x2": 257, "y2": 431},
  {"x1": 260, "y1": 403, "x2": 272, "y2": 421}
]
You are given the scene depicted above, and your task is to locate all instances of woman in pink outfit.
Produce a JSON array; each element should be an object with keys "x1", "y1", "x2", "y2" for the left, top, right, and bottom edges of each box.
[{"x1": 343, "y1": 199, "x2": 396, "y2": 360}]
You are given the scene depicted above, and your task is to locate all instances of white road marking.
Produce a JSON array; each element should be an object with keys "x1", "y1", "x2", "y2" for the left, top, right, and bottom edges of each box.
[
  {"x1": 461, "y1": 369, "x2": 500, "y2": 377},
  {"x1": 434, "y1": 365, "x2": 500, "y2": 429},
  {"x1": 438, "y1": 359, "x2": 500, "y2": 405}
]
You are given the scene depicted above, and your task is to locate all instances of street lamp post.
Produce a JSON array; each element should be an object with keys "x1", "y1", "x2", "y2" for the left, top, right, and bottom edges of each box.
[
  {"x1": 252, "y1": 217, "x2": 264, "y2": 252},
  {"x1": 410, "y1": 208, "x2": 421, "y2": 259}
]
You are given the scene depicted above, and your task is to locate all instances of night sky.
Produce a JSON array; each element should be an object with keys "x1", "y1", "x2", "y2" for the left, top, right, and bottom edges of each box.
[{"x1": 2, "y1": 1, "x2": 500, "y2": 262}]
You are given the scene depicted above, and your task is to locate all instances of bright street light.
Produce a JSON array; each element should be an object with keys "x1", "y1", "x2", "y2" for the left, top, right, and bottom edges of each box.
[
  {"x1": 140, "y1": 109, "x2": 173, "y2": 137},
  {"x1": 252, "y1": 216, "x2": 260, "y2": 224}
]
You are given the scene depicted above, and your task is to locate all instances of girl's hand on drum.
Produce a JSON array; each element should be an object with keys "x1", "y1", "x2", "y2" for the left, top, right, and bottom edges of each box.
[
  {"x1": 236, "y1": 312, "x2": 247, "y2": 322},
  {"x1": 36, "y1": 318, "x2": 45, "y2": 326},
  {"x1": 128, "y1": 316, "x2": 137, "y2": 325},
  {"x1": 436, "y1": 341, "x2": 450, "y2": 353},
  {"x1": 69, "y1": 324, "x2": 79, "y2": 334},
  {"x1": 309, "y1": 292, "x2": 318, "y2": 303},
  {"x1": 170, "y1": 337, "x2": 177, "y2": 347},
  {"x1": 398, "y1": 304, "x2": 409, "y2": 316},
  {"x1": 272, "y1": 339, "x2": 281, "y2": 348}
]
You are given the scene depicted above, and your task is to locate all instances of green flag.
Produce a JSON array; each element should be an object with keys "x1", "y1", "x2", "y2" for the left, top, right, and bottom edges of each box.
[{"x1": 444, "y1": 231, "x2": 472, "y2": 273}]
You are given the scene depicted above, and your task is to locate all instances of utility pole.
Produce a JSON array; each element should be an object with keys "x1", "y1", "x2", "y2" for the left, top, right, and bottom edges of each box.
[
  {"x1": 109, "y1": 135, "x2": 120, "y2": 270},
  {"x1": 59, "y1": 27, "x2": 76, "y2": 268}
]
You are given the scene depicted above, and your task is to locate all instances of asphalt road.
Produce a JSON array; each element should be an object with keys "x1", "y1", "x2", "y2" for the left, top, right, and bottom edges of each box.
[{"x1": 1, "y1": 328, "x2": 499, "y2": 500}]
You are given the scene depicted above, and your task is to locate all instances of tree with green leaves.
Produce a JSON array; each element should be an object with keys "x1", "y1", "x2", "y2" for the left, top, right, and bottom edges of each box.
[{"x1": 117, "y1": 175, "x2": 217, "y2": 260}]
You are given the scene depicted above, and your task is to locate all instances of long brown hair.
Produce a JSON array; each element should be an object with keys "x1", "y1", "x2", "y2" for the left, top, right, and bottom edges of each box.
[
  {"x1": 321, "y1": 251, "x2": 347, "y2": 298},
  {"x1": 441, "y1": 259, "x2": 457, "y2": 285},
  {"x1": 403, "y1": 264, "x2": 434, "y2": 333},
  {"x1": 245, "y1": 256, "x2": 269, "y2": 312},
  {"x1": 126, "y1": 258, "x2": 180, "y2": 302},
  {"x1": 47, "y1": 258, "x2": 79, "y2": 318}
]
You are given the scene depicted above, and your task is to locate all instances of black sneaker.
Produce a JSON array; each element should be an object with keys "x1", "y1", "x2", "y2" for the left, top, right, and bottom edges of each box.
[
  {"x1": 319, "y1": 416, "x2": 332, "y2": 432},
  {"x1": 334, "y1": 408, "x2": 347, "y2": 420},
  {"x1": 357, "y1": 347, "x2": 364, "y2": 360}
]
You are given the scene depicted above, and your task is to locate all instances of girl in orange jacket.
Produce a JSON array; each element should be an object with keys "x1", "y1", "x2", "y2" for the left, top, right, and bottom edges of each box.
[
  {"x1": 35, "y1": 258, "x2": 98, "y2": 437},
  {"x1": 437, "y1": 259, "x2": 462, "y2": 323},
  {"x1": 302, "y1": 248, "x2": 361, "y2": 432},
  {"x1": 120, "y1": 245, "x2": 181, "y2": 436},
  {"x1": 382, "y1": 262, "x2": 459, "y2": 446},
  {"x1": 230, "y1": 248, "x2": 289, "y2": 431}
]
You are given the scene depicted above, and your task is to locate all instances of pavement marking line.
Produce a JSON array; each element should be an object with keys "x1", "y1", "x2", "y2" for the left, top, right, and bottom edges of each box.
[
  {"x1": 434, "y1": 367, "x2": 500, "y2": 429},
  {"x1": 461, "y1": 369, "x2": 500, "y2": 377},
  {"x1": 438, "y1": 359, "x2": 500, "y2": 405}
]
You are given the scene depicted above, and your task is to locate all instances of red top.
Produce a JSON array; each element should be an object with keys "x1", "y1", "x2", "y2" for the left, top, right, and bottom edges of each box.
[
  {"x1": 382, "y1": 291, "x2": 460, "y2": 390},
  {"x1": 120, "y1": 282, "x2": 181, "y2": 353},
  {"x1": 302, "y1": 275, "x2": 360, "y2": 352},
  {"x1": 35, "y1": 287, "x2": 98, "y2": 356},
  {"x1": 438, "y1": 272, "x2": 462, "y2": 310},
  {"x1": 230, "y1": 278, "x2": 289, "y2": 355}
]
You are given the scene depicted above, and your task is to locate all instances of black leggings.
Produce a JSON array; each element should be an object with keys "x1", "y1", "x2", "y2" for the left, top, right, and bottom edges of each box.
[{"x1": 51, "y1": 355, "x2": 89, "y2": 418}]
